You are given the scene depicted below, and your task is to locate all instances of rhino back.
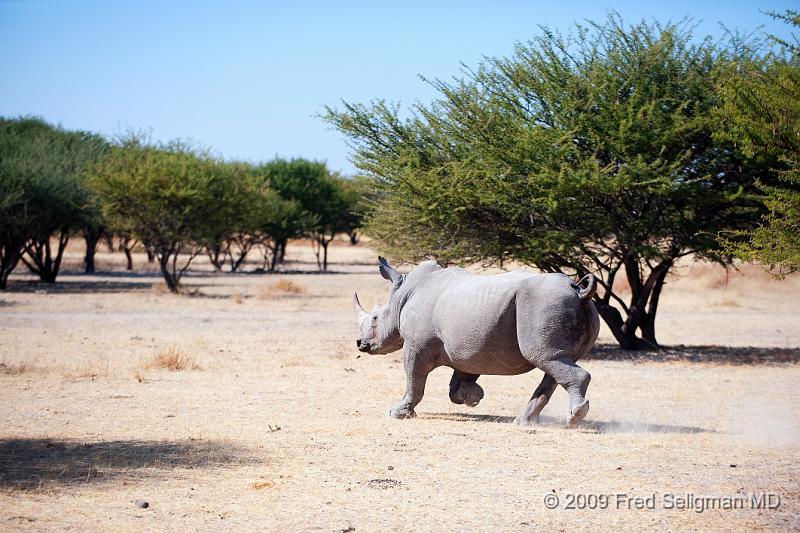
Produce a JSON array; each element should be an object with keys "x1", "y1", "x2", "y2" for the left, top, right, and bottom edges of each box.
[
  {"x1": 428, "y1": 270, "x2": 538, "y2": 374},
  {"x1": 400, "y1": 269, "x2": 591, "y2": 374}
]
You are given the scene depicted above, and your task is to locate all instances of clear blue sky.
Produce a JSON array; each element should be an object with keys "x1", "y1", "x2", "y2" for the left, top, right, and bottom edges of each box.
[{"x1": 1, "y1": 1, "x2": 796, "y2": 175}]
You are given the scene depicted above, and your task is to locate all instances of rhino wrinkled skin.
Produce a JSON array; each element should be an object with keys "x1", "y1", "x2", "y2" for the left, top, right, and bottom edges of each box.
[{"x1": 353, "y1": 257, "x2": 600, "y2": 426}]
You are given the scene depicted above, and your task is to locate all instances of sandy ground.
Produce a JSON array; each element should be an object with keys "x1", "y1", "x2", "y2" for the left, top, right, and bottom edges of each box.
[{"x1": 1, "y1": 240, "x2": 799, "y2": 531}]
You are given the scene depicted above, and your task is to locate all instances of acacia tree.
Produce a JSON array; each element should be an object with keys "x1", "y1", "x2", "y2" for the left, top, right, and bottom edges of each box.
[
  {"x1": 0, "y1": 117, "x2": 105, "y2": 286},
  {"x1": 19, "y1": 167, "x2": 83, "y2": 283},
  {"x1": 258, "y1": 159, "x2": 364, "y2": 271},
  {"x1": 716, "y1": 10, "x2": 800, "y2": 275},
  {"x1": 202, "y1": 162, "x2": 260, "y2": 272},
  {"x1": 309, "y1": 174, "x2": 363, "y2": 270},
  {"x1": 80, "y1": 218, "x2": 105, "y2": 274},
  {"x1": 90, "y1": 136, "x2": 225, "y2": 292},
  {"x1": 0, "y1": 118, "x2": 40, "y2": 289},
  {"x1": 117, "y1": 231, "x2": 138, "y2": 270},
  {"x1": 258, "y1": 158, "x2": 326, "y2": 268},
  {"x1": 202, "y1": 163, "x2": 310, "y2": 273},
  {"x1": 252, "y1": 187, "x2": 309, "y2": 271},
  {"x1": 27, "y1": 129, "x2": 106, "y2": 282},
  {"x1": 80, "y1": 183, "x2": 110, "y2": 274},
  {"x1": 325, "y1": 15, "x2": 767, "y2": 349}
]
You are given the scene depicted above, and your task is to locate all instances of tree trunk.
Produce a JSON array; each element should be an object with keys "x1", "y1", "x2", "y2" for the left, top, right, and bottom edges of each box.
[
  {"x1": 123, "y1": 246, "x2": 134, "y2": 270},
  {"x1": 349, "y1": 231, "x2": 360, "y2": 245},
  {"x1": 595, "y1": 301, "x2": 642, "y2": 349},
  {"x1": 278, "y1": 239, "x2": 287, "y2": 263},
  {"x1": 206, "y1": 245, "x2": 225, "y2": 272},
  {"x1": 230, "y1": 248, "x2": 248, "y2": 272},
  {"x1": 228, "y1": 237, "x2": 253, "y2": 273},
  {"x1": 0, "y1": 244, "x2": 24, "y2": 290},
  {"x1": 312, "y1": 237, "x2": 322, "y2": 270},
  {"x1": 639, "y1": 265, "x2": 669, "y2": 347},
  {"x1": 322, "y1": 241, "x2": 329, "y2": 271},
  {"x1": 269, "y1": 242, "x2": 280, "y2": 271},
  {"x1": 593, "y1": 258, "x2": 673, "y2": 350},
  {"x1": 84, "y1": 243, "x2": 96, "y2": 274},
  {"x1": 83, "y1": 227, "x2": 104, "y2": 274},
  {"x1": 103, "y1": 233, "x2": 115, "y2": 253},
  {"x1": 22, "y1": 231, "x2": 70, "y2": 284},
  {"x1": 158, "y1": 250, "x2": 179, "y2": 293},
  {"x1": 120, "y1": 238, "x2": 135, "y2": 270}
]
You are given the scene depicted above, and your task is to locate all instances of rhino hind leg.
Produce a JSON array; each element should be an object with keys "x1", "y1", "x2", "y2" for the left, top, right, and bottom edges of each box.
[
  {"x1": 536, "y1": 356, "x2": 591, "y2": 425},
  {"x1": 449, "y1": 371, "x2": 484, "y2": 407},
  {"x1": 514, "y1": 372, "x2": 557, "y2": 427}
]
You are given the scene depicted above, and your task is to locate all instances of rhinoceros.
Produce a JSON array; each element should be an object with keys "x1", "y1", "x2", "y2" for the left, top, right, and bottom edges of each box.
[{"x1": 352, "y1": 257, "x2": 600, "y2": 425}]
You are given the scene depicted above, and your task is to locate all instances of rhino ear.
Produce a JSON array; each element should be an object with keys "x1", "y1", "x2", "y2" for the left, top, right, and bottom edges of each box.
[{"x1": 378, "y1": 256, "x2": 403, "y2": 286}]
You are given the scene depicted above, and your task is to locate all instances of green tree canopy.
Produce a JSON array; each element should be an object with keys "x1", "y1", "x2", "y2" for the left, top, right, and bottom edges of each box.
[
  {"x1": 257, "y1": 158, "x2": 362, "y2": 270},
  {"x1": 0, "y1": 117, "x2": 106, "y2": 287},
  {"x1": 200, "y1": 161, "x2": 262, "y2": 273},
  {"x1": 716, "y1": 10, "x2": 800, "y2": 275},
  {"x1": 89, "y1": 135, "x2": 228, "y2": 292},
  {"x1": 325, "y1": 14, "x2": 767, "y2": 349}
]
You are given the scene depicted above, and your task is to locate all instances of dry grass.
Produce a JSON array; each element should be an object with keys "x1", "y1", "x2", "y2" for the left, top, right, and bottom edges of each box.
[
  {"x1": 707, "y1": 296, "x2": 742, "y2": 308},
  {"x1": 260, "y1": 278, "x2": 306, "y2": 298},
  {"x1": 63, "y1": 357, "x2": 109, "y2": 380},
  {"x1": 702, "y1": 267, "x2": 733, "y2": 289},
  {"x1": 0, "y1": 361, "x2": 34, "y2": 375},
  {"x1": 144, "y1": 346, "x2": 201, "y2": 371},
  {"x1": 150, "y1": 282, "x2": 170, "y2": 295},
  {"x1": 131, "y1": 367, "x2": 146, "y2": 383},
  {"x1": 0, "y1": 242, "x2": 798, "y2": 531}
]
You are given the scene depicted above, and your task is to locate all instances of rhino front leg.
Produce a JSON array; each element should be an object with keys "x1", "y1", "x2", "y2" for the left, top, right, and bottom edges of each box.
[
  {"x1": 389, "y1": 347, "x2": 434, "y2": 419},
  {"x1": 449, "y1": 370, "x2": 484, "y2": 407},
  {"x1": 514, "y1": 373, "x2": 557, "y2": 426}
]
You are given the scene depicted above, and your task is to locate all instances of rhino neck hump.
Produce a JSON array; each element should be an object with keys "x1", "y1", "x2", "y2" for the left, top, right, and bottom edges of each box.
[{"x1": 392, "y1": 262, "x2": 447, "y2": 336}]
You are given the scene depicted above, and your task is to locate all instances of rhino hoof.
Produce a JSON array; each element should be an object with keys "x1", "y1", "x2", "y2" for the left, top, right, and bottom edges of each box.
[
  {"x1": 450, "y1": 382, "x2": 484, "y2": 408},
  {"x1": 512, "y1": 416, "x2": 539, "y2": 428},
  {"x1": 388, "y1": 405, "x2": 416, "y2": 419},
  {"x1": 568, "y1": 399, "x2": 590, "y2": 425}
]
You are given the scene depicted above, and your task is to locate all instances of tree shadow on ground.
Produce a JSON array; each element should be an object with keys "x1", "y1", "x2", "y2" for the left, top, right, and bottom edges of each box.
[
  {"x1": 246, "y1": 268, "x2": 366, "y2": 276},
  {"x1": 5, "y1": 275, "x2": 228, "y2": 296},
  {"x1": 6, "y1": 279, "x2": 161, "y2": 294},
  {"x1": 5, "y1": 264, "x2": 364, "y2": 293},
  {"x1": 423, "y1": 412, "x2": 713, "y2": 434},
  {"x1": 586, "y1": 343, "x2": 800, "y2": 365},
  {"x1": 0, "y1": 438, "x2": 256, "y2": 490}
]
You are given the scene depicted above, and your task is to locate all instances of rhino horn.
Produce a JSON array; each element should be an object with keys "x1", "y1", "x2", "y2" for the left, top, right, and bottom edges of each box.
[{"x1": 352, "y1": 292, "x2": 368, "y2": 322}]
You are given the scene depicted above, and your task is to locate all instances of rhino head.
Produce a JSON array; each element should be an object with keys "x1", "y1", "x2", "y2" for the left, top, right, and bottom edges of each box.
[{"x1": 352, "y1": 257, "x2": 405, "y2": 355}]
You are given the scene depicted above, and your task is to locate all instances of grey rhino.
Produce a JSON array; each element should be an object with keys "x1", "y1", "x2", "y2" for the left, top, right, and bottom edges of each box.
[{"x1": 352, "y1": 257, "x2": 600, "y2": 425}]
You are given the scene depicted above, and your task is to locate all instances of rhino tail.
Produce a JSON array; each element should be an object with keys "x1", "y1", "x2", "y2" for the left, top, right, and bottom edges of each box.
[{"x1": 576, "y1": 273, "x2": 597, "y2": 304}]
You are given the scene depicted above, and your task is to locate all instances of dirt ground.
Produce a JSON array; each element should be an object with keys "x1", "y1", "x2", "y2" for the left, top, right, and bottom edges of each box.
[{"x1": 1, "y1": 240, "x2": 799, "y2": 531}]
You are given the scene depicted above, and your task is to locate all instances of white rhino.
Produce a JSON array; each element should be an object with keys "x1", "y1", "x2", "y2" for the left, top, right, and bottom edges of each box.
[{"x1": 352, "y1": 257, "x2": 600, "y2": 425}]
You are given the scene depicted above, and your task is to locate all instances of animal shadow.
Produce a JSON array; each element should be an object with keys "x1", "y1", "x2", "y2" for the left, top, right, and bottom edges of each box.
[{"x1": 424, "y1": 412, "x2": 712, "y2": 434}]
